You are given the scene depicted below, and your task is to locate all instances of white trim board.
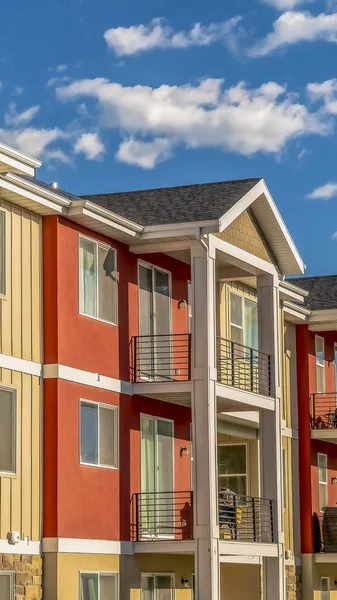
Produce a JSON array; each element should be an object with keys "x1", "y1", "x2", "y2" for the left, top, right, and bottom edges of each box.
[
  {"x1": 43, "y1": 364, "x2": 133, "y2": 395},
  {"x1": 0, "y1": 538, "x2": 40, "y2": 555},
  {"x1": 0, "y1": 353, "x2": 42, "y2": 377},
  {"x1": 42, "y1": 538, "x2": 130, "y2": 555}
]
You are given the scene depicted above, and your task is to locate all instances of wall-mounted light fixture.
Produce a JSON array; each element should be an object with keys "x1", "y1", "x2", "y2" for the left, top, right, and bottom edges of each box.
[
  {"x1": 178, "y1": 299, "x2": 187, "y2": 310},
  {"x1": 180, "y1": 446, "x2": 189, "y2": 457},
  {"x1": 181, "y1": 578, "x2": 190, "y2": 589},
  {"x1": 329, "y1": 359, "x2": 336, "y2": 367},
  {"x1": 332, "y1": 476, "x2": 337, "y2": 485}
]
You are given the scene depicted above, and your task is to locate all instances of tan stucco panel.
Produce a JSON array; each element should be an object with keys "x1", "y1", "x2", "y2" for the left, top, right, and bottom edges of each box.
[
  {"x1": 215, "y1": 209, "x2": 274, "y2": 264},
  {"x1": 120, "y1": 554, "x2": 194, "y2": 600},
  {"x1": 44, "y1": 553, "x2": 119, "y2": 600},
  {"x1": 220, "y1": 563, "x2": 261, "y2": 599}
]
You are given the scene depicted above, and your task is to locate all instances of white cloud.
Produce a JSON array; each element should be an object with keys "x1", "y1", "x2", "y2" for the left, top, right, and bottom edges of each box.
[
  {"x1": 261, "y1": 0, "x2": 307, "y2": 9},
  {"x1": 307, "y1": 79, "x2": 337, "y2": 114},
  {"x1": 56, "y1": 64, "x2": 68, "y2": 72},
  {"x1": 308, "y1": 182, "x2": 337, "y2": 199},
  {"x1": 104, "y1": 16, "x2": 242, "y2": 56},
  {"x1": 47, "y1": 76, "x2": 72, "y2": 87},
  {"x1": 13, "y1": 86, "x2": 24, "y2": 95},
  {"x1": 4, "y1": 103, "x2": 40, "y2": 127},
  {"x1": 116, "y1": 137, "x2": 174, "y2": 168},
  {"x1": 74, "y1": 132, "x2": 105, "y2": 160},
  {"x1": 56, "y1": 77, "x2": 330, "y2": 167},
  {"x1": 0, "y1": 127, "x2": 66, "y2": 158},
  {"x1": 43, "y1": 148, "x2": 73, "y2": 166},
  {"x1": 249, "y1": 11, "x2": 337, "y2": 57}
]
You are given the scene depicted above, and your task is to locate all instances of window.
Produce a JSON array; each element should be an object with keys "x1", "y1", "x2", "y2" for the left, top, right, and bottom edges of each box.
[
  {"x1": 141, "y1": 574, "x2": 174, "y2": 600},
  {"x1": 79, "y1": 236, "x2": 118, "y2": 325},
  {"x1": 0, "y1": 388, "x2": 16, "y2": 474},
  {"x1": 0, "y1": 573, "x2": 13, "y2": 599},
  {"x1": 80, "y1": 572, "x2": 118, "y2": 600},
  {"x1": 80, "y1": 401, "x2": 118, "y2": 468},
  {"x1": 321, "y1": 577, "x2": 330, "y2": 600},
  {"x1": 315, "y1": 336, "x2": 325, "y2": 393},
  {"x1": 218, "y1": 444, "x2": 247, "y2": 496},
  {"x1": 229, "y1": 292, "x2": 258, "y2": 349},
  {"x1": 0, "y1": 210, "x2": 5, "y2": 296},
  {"x1": 318, "y1": 453, "x2": 328, "y2": 512}
]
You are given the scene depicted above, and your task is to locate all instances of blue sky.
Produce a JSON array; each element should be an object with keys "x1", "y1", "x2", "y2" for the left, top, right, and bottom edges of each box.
[{"x1": 3, "y1": 0, "x2": 337, "y2": 275}]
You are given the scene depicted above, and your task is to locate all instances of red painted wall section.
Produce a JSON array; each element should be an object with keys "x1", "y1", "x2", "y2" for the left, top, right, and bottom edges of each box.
[
  {"x1": 119, "y1": 394, "x2": 192, "y2": 541},
  {"x1": 43, "y1": 378, "x2": 59, "y2": 538},
  {"x1": 297, "y1": 324, "x2": 337, "y2": 554},
  {"x1": 44, "y1": 217, "x2": 190, "y2": 381},
  {"x1": 311, "y1": 440, "x2": 337, "y2": 515}
]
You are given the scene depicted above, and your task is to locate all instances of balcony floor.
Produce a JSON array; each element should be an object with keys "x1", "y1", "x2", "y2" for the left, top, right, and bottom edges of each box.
[{"x1": 311, "y1": 429, "x2": 337, "y2": 444}]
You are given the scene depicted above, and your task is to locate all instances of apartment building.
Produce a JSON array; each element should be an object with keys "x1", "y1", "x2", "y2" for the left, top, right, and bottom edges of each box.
[
  {"x1": 0, "y1": 140, "x2": 306, "y2": 600},
  {"x1": 289, "y1": 275, "x2": 337, "y2": 600}
]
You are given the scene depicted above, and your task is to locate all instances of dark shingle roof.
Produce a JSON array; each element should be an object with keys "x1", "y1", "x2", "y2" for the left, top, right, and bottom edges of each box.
[
  {"x1": 290, "y1": 276, "x2": 337, "y2": 310},
  {"x1": 82, "y1": 178, "x2": 261, "y2": 226}
]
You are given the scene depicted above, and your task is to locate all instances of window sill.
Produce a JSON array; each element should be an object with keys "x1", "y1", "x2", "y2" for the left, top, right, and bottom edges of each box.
[
  {"x1": 0, "y1": 470, "x2": 17, "y2": 478},
  {"x1": 79, "y1": 311, "x2": 118, "y2": 328},
  {"x1": 80, "y1": 461, "x2": 119, "y2": 471}
]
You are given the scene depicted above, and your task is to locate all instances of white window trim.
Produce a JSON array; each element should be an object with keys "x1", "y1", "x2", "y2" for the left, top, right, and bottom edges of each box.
[
  {"x1": 0, "y1": 571, "x2": 14, "y2": 599},
  {"x1": 318, "y1": 452, "x2": 328, "y2": 513},
  {"x1": 315, "y1": 335, "x2": 325, "y2": 393},
  {"x1": 79, "y1": 399, "x2": 119, "y2": 470},
  {"x1": 0, "y1": 208, "x2": 6, "y2": 298},
  {"x1": 321, "y1": 576, "x2": 330, "y2": 598},
  {"x1": 217, "y1": 442, "x2": 249, "y2": 496},
  {"x1": 79, "y1": 571, "x2": 119, "y2": 599},
  {"x1": 229, "y1": 291, "x2": 257, "y2": 349},
  {"x1": 78, "y1": 233, "x2": 118, "y2": 327},
  {"x1": 141, "y1": 573, "x2": 175, "y2": 599},
  {"x1": 0, "y1": 385, "x2": 17, "y2": 476}
]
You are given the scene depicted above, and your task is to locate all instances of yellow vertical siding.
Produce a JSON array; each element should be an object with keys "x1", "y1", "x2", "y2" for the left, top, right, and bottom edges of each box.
[
  {"x1": 0, "y1": 199, "x2": 42, "y2": 362},
  {"x1": 0, "y1": 368, "x2": 42, "y2": 541}
]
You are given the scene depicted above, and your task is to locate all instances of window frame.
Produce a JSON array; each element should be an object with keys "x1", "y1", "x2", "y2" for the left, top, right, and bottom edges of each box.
[
  {"x1": 0, "y1": 571, "x2": 14, "y2": 599},
  {"x1": 79, "y1": 571, "x2": 119, "y2": 600},
  {"x1": 78, "y1": 234, "x2": 118, "y2": 327},
  {"x1": 229, "y1": 291, "x2": 258, "y2": 349},
  {"x1": 79, "y1": 399, "x2": 119, "y2": 470},
  {"x1": 318, "y1": 452, "x2": 328, "y2": 513},
  {"x1": 0, "y1": 386, "x2": 17, "y2": 476},
  {"x1": 315, "y1": 335, "x2": 325, "y2": 393},
  {"x1": 140, "y1": 573, "x2": 175, "y2": 600},
  {"x1": 137, "y1": 259, "x2": 173, "y2": 336},
  {"x1": 0, "y1": 209, "x2": 6, "y2": 298},
  {"x1": 217, "y1": 442, "x2": 248, "y2": 496},
  {"x1": 321, "y1": 577, "x2": 330, "y2": 600}
]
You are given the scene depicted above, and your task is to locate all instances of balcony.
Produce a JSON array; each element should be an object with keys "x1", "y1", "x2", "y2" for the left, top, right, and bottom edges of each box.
[
  {"x1": 219, "y1": 491, "x2": 275, "y2": 544},
  {"x1": 216, "y1": 337, "x2": 272, "y2": 398},
  {"x1": 131, "y1": 490, "x2": 193, "y2": 542},
  {"x1": 311, "y1": 393, "x2": 337, "y2": 442},
  {"x1": 131, "y1": 334, "x2": 191, "y2": 383},
  {"x1": 314, "y1": 511, "x2": 337, "y2": 559}
]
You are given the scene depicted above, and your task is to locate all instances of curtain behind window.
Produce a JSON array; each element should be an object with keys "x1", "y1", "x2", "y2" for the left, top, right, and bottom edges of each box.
[
  {"x1": 244, "y1": 299, "x2": 258, "y2": 350},
  {"x1": 81, "y1": 574, "x2": 98, "y2": 600},
  {"x1": 0, "y1": 389, "x2": 15, "y2": 473},
  {"x1": 79, "y1": 238, "x2": 97, "y2": 318}
]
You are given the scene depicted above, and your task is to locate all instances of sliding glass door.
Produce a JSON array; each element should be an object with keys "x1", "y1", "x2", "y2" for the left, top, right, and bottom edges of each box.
[
  {"x1": 141, "y1": 415, "x2": 174, "y2": 538},
  {"x1": 138, "y1": 263, "x2": 171, "y2": 381},
  {"x1": 141, "y1": 575, "x2": 174, "y2": 600}
]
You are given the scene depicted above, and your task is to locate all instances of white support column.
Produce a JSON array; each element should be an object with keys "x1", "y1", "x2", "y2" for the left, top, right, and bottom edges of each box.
[
  {"x1": 191, "y1": 239, "x2": 220, "y2": 600},
  {"x1": 257, "y1": 273, "x2": 285, "y2": 600}
]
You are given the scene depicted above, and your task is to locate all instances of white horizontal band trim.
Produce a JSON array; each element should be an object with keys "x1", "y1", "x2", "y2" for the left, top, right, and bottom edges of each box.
[
  {"x1": 220, "y1": 555, "x2": 262, "y2": 565},
  {"x1": 282, "y1": 427, "x2": 298, "y2": 440},
  {"x1": 219, "y1": 540, "x2": 279, "y2": 558},
  {"x1": 0, "y1": 538, "x2": 40, "y2": 555},
  {"x1": 0, "y1": 353, "x2": 42, "y2": 377},
  {"x1": 43, "y1": 538, "x2": 128, "y2": 554},
  {"x1": 133, "y1": 540, "x2": 194, "y2": 555},
  {"x1": 43, "y1": 364, "x2": 133, "y2": 395}
]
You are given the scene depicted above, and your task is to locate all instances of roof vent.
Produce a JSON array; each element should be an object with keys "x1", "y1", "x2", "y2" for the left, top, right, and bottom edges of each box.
[{"x1": 50, "y1": 182, "x2": 58, "y2": 189}]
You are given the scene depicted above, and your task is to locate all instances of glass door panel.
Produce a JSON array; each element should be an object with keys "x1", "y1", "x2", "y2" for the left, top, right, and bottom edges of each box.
[
  {"x1": 139, "y1": 265, "x2": 154, "y2": 379},
  {"x1": 154, "y1": 269, "x2": 171, "y2": 380},
  {"x1": 141, "y1": 416, "x2": 156, "y2": 536},
  {"x1": 157, "y1": 420, "x2": 174, "y2": 536}
]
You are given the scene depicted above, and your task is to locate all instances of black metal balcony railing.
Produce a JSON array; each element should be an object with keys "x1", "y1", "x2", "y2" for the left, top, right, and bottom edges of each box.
[
  {"x1": 216, "y1": 337, "x2": 272, "y2": 397},
  {"x1": 314, "y1": 512, "x2": 337, "y2": 553},
  {"x1": 219, "y1": 491, "x2": 275, "y2": 543},
  {"x1": 131, "y1": 334, "x2": 191, "y2": 383},
  {"x1": 311, "y1": 393, "x2": 337, "y2": 430},
  {"x1": 131, "y1": 491, "x2": 193, "y2": 541}
]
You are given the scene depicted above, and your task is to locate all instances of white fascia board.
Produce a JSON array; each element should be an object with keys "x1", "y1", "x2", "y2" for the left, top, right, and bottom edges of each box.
[
  {"x1": 129, "y1": 240, "x2": 199, "y2": 254},
  {"x1": 0, "y1": 142, "x2": 41, "y2": 175},
  {"x1": 219, "y1": 179, "x2": 305, "y2": 276},
  {"x1": 42, "y1": 538, "x2": 123, "y2": 554},
  {"x1": 280, "y1": 279, "x2": 309, "y2": 297},
  {"x1": 219, "y1": 540, "x2": 279, "y2": 558},
  {"x1": 0, "y1": 175, "x2": 68, "y2": 214},
  {"x1": 279, "y1": 281, "x2": 308, "y2": 303},
  {"x1": 315, "y1": 553, "x2": 337, "y2": 563},
  {"x1": 70, "y1": 200, "x2": 143, "y2": 234},
  {"x1": 141, "y1": 219, "x2": 219, "y2": 241},
  {"x1": 133, "y1": 540, "x2": 194, "y2": 554},
  {"x1": 283, "y1": 301, "x2": 311, "y2": 323},
  {"x1": 309, "y1": 309, "x2": 337, "y2": 324},
  {"x1": 220, "y1": 555, "x2": 262, "y2": 565},
  {"x1": 211, "y1": 235, "x2": 277, "y2": 277}
]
